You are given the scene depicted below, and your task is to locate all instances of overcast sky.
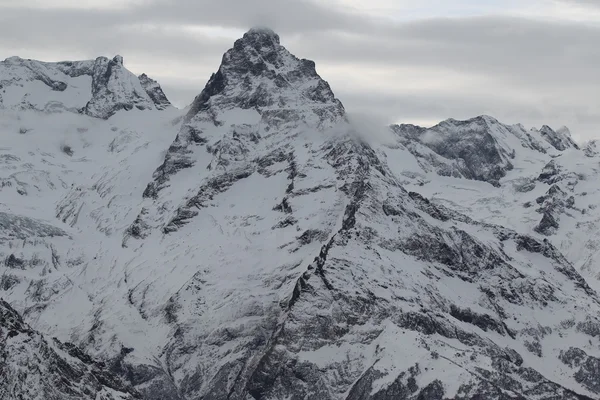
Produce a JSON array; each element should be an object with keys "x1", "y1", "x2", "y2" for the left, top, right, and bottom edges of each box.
[{"x1": 1, "y1": 0, "x2": 599, "y2": 140}]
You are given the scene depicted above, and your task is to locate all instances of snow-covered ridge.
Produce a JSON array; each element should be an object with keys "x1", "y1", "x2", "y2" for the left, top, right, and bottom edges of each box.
[
  {"x1": 390, "y1": 115, "x2": 580, "y2": 186},
  {"x1": 0, "y1": 299, "x2": 138, "y2": 399},
  {"x1": 0, "y1": 55, "x2": 171, "y2": 118}
]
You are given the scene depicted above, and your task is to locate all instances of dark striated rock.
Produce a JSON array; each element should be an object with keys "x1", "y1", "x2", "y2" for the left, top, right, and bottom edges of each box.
[
  {"x1": 450, "y1": 304, "x2": 507, "y2": 335},
  {"x1": 0, "y1": 211, "x2": 67, "y2": 240},
  {"x1": 5, "y1": 254, "x2": 25, "y2": 269},
  {"x1": 109, "y1": 350, "x2": 182, "y2": 400},
  {"x1": 144, "y1": 26, "x2": 345, "y2": 195},
  {"x1": 163, "y1": 168, "x2": 254, "y2": 232},
  {"x1": 583, "y1": 140, "x2": 599, "y2": 157},
  {"x1": 560, "y1": 348, "x2": 600, "y2": 394},
  {"x1": 138, "y1": 73, "x2": 171, "y2": 110},
  {"x1": 534, "y1": 211, "x2": 559, "y2": 236},
  {"x1": 391, "y1": 116, "x2": 515, "y2": 185},
  {"x1": 533, "y1": 183, "x2": 577, "y2": 236},
  {"x1": 539, "y1": 125, "x2": 579, "y2": 151},
  {"x1": 513, "y1": 179, "x2": 536, "y2": 193},
  {"x1": 538, "y1": 160, "x2": 561, "y2": 184},
  {"x1": 84, "y1": 55, "x2": 159, "y2": 119}
]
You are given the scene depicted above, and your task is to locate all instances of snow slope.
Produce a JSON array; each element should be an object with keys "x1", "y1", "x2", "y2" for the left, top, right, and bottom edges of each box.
[{"x1": 2, "y1": 27, "x2": 600, "y2": 400}]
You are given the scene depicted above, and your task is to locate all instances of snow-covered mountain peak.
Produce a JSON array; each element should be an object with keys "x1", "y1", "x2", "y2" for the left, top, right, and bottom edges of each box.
[
  {"x1": 539, "y1": 124, "x2": 580, "y2": 151},
  {"x1": 84, "y1": 55, "x2": 171, "y2": 118},
  {"x1": 389, "y1": 115, "x2": 583, "y2": 186},
  {"x1": 138, "y1": 73, "x2": 171, "y2": 110},
  {"x1": 391, "y1": 116, "x2": 518, "y2": 185},
  {"x1": 184, "y1": 26, "x2": 344, "y2": 123},
  {"x1": 0, "y1": 54, "x2": 171, "y2": 119},
  {"x1": 145, "y1": 27, "x2": 346, "y2": 197}
]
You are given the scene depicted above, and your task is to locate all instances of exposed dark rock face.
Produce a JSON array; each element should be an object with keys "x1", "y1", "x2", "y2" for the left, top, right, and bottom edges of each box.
[
  {"x1": 0, "y1": 299, "x2": 138, "y2": 399},
  {"x1": 84, "y1": 55, "x2": 158, "y2": 119},
  {"x1": 391, "y1": 116, "x2": 517, "y2": 186},
  {"x1": 139, "y1": 73, "x2": 172, "y2": 110},
  {"x1": 163, "y1": 167, "x2": 254, "y2": 233},
  {"x1": 449, "y1": 305, "x2": 507, "y2": 335},
  {"x1": 535, "y1": 211, "x2": 560, "y2": 235},
  {"x1": 538, "y1": 160, "x2": 562, "y2": 184},
  {"x1": 534, "y1": 185, "x2": 575, "y2": 236},
  {"x1": 560, "y1": 348, "x2": 600, "y2": 394},
  {"x1": 143, "y1": 26, "x2": 345, "y2": 196},
  {"x1": 0, "y1": 211, "x2": 67, "y2": 240},
  {"x1": 583, "y1": 140, "x2": 599, "y2": 157},
  {"x1": 513, "y1": 178, "x2": 536, "y2": 193},
  {"x1": 539, "y1": 125, "x2": 579, "y2": 151},
  {"x1": 108, "y1": 349, "x2": 182, "y2": 400}
]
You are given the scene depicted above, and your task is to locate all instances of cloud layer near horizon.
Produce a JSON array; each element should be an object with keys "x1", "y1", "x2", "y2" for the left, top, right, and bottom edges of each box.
[{"x1": 1, "y1": 0, "x2": 599, "y2": 140}]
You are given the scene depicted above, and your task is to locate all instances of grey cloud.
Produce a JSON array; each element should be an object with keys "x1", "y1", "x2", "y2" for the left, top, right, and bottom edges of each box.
[
  {"x1": 559, "y1": 0, "x2": 600, "y2": 8},
  {"x1": 0, "y1": 0, "x2": 369, "y2": 36},
  {"x1": 338, "y1": 89, "x2": 599, "y2": 141},
  {"x1": 135, "y1": 0, "x2": 369, "y2": 34},
  {"x1": 292, "y1": 17, "x2": 600, "y2": 86},
  {"x1": 0, "y1": 8, "x2": 230, "y2": 60}
]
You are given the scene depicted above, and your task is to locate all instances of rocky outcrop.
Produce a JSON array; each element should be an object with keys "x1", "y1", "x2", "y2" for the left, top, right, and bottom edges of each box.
[
  {"x1": 138, "y1": 73, "x2": 171, "y2": 110},
  {"x1": 583, "y1": 140, "x2": 599, "y2": 157},
  {"x1": 560, "y1": 348, "x2": 600, "y2": 394},
  {"x1": 533, "y1": 184, "x2": 577, "y2": 236},
  {"x1": 0, "y1": 299, "x2": 138, "y2": 399},
  {"x1": 83, "y1": 55, "x2": 159, "y2": 119},
  {"x1": 538, "y1": 160, "x2": 562, "y2": 184},
  {"x1": 0, "y1": 211, "x2": 67, "y2": 241},
  {"x1": 391, "y1": 116, "x2": 518, "y2": 186},
  {"x1": 539, "y1": 125, "x2": 579, "y2": 151}
]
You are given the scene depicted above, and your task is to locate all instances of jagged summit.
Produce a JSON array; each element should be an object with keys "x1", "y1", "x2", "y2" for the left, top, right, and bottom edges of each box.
[
  {"x1": 539, "y1": 124, "x2": 580, "y2": 151},
  {"x1": 0, "y1": 54, "x2": 170, "y2": 118},
  {"x1": 184, "y1": 26, "x2": 343, "y2": 121},
  {"x1": 145, "y1": 27, "x2": 345, "y2": 197},
  {"x1": 138, "y1": 73, "x2": 171, "y2": 110}
]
